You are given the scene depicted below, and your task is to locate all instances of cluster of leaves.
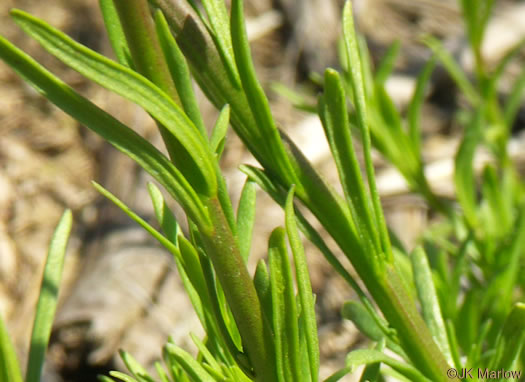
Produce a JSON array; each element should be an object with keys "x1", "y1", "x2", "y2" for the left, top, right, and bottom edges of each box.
[{"x1": 1, "y1": 0, "x2": 525, "y2": 381}]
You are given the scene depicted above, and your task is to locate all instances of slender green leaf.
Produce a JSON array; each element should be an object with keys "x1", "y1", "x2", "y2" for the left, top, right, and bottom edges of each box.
[
  {"x1": 119, "y1": 350, "x2": 155, "y2": 382},
  {"x1": 154, "y1": 10, "x2": 206, "y2": 136},
  {"x1": 454, "y1": 108, "x2": 484, "y2": 228},
  {"x1": 230, "y1": 0, "x2": 296, "y2": 186},
  {"x1": 0, "y1": 33, "x2": 210, "y2": 229},
  {"x1": 341, "y1": 301, "x2": 404, "y2": 357},
  {"x1": 343, "y1": 2, "x2": 392, "y2": 260},
  {"x1": 200, "y1": 0, "x2": 240, "y2": 89},
  {"x1": 284, "y1": 186, "x2": 319, "y2": 382},
  {"x1": 236, "y1": 179, "x2": 257, "y2": 263},
  {"x1": 346, "y1": 349, "x2": 431, "y2": 382},
  {"x1": 408, "y1": 57, "x2": 436, "y2": 153},
  {"x1": 375, "y1": 41, "x2": 400, "y2": 86},
  {"x1": 269, "y1": 228, "x2": 301, "y2": 382},
  {"x1": 109, "y1": 371, "x2": 140, "y2": 382},
  {"x1": 147, "y1": 182, "x2": 179, "y2": 244},
  {"x1": 154, "y1": 362, "x2": 170, "y2": 382},
  {"x1": 98, "y1": 0, "x2": 132, "y2": 66},
  {"x1": 210, "y1": 104, "x2": 231, "y2": 155},
  {"x1": 410, "y1": 247, "x2": 453, "y2": 365},
  {"x1": 93, "y1": 182, "x2": 180, "y2": 255},
  {"x1": 423, "y1": 36, "x2": 479, "y2": 106},
  {"x1": 98, "y1": 376, "x2": 116, "y2": 382},
  {"x1": 189, "y1": 333, "x2": 224, "y2": 378},
  {"x1": 254, "y1": 259, "x2": 273, "y2": 327},
  {"x1": 359, "y1": 340, "x2": 385, "y2": 382},
  {"x1": 323, "y1": 366, "x2": 352, "y2": 382},
  {"x1": 489, "y1": 303, "x2": 525, "y2": 373},
  {"x1": 11, "y1": 9, "x2": 217, "y2": 197},
  {"x1": 319, "y1": 69, "x2": 382, "y2": 266},
  {"x1": 240, "y1": 164, "x2": 370, "y2": 310},
  {"x1": 0, "y1": 314, "x2": 23, "y2": 382},
  {"x1": 164, "y1": 343, "x2": 215, "y2": 382},
  {"x1": 25, "y1": 210, "x2": 72, "y2": 382},
  {"x1": 504, "y1": 64, "x2": 525, "y2": 128}
]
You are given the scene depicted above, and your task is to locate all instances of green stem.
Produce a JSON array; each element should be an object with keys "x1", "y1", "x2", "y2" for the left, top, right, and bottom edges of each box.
[{"x1": 200, "y1": 197, "x2": 276, "y2": 382}]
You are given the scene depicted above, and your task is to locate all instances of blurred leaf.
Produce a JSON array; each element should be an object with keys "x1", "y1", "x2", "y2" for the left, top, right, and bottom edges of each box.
[
  {"x1": 423, "y1": 36, "x2": 479, "y2": 106},
  {"x1": 375, "y1": 41, "x2": 400, "y2": 86},
  {"x1": 454, "y1": 108, "x2": 484, "y2": 228},
  {"x1": 489, "y1": 303, "x2": 525, "y2": 373},
  {"x1": 0, "y1": 314, "x2": 23, "y2": 382},
  {"x1": 26, "y1": 210, "x2": 72, "y2": 382},
  {"x1": 407, "y1": 56, "x2": 436, "y2": 153}
]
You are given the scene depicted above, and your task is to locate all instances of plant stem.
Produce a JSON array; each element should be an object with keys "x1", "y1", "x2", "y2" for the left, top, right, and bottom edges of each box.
[{"x1": 200, "y1": 197, "x2": 276, "y2": 381}]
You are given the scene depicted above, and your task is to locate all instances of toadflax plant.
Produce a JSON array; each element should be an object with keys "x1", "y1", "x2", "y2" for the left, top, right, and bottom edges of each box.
[{"x1": 1, "y1": 0, "x2": 525, "y2": 381}]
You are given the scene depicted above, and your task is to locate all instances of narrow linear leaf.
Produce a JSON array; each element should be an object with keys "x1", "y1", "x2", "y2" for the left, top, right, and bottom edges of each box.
[
  {"x1": 320, "y1": 69, "x2": 382, "y2": 265},
  {"x1": 284, "y1": 186, "x2": 319, "y2": 382},
  {"x1": 269, "y1": 228, "x2": 300, "y2": 382},
  {"x1": 343, "y1": 1, "x2": 392, "y2": 259},
  {"x1": 455, "y1": 107, "x2": 484, "y2": 228},
  {"x1": 98, "y1": 0, "x2": 132, "y2": 66},
  {"x1": 341, "y1": 301, "x2": 404, "y2": 357},
  {"x1": 200, "y1": 0, "x2": 241, "y2": 88},
  {"x1": 359, "y1": 340, "x2": 386, "y2": 382},
  {"x1": 0, "y1": 315, "x2": 23, "y2": 382},
  {"x1": 230, "y1": 0, "x2": 296, "y2": 185},
  {"x1": 236, "y1": 179, "x2": 257, "y2": 262},
  {"x1": 375, "y1": 41, "x2": 401, "y2": 86},
  {"x1": 98, "y1": 376, "x2": 117, "y2": 382},
  {"x1": 154, "y1": 362, "x2": 170, "y2": 382},
  {"x1": 11, "y1": 9, "x2": 216, "y2": 197},
  {"x1": 119, "y1": 350, "x2": 154, "y2": 381},
  {"x1": 210, "y1": 104, "x2": 231, "y2": 155},
  {"x1": 253, "y1": 259, "x2": 273, "y2": 327},
  {"x1": 503, "y1": 64, "x2": 525, "y2": 128},
  {"x1": 147, "y1": 182, "x2": 179, "y2": 244},
  {"x1": 410, "y1": 247, "x2": 453, "y2": 365},
  {"x1": 164, "y1": 343, "x2": 215, "y2": 382},
  {"x1": 240, "y1": 164, "x2": 370, "y2": 310},
  {"x1": 0, "y1": 35, "x2": 210, "y2": 228},
  {"x1": 93, "y1": 182, "x2": 180, "y2": 255},
  {"x1": 108, "y1": 371, "x2": 140, "y2": 382},
  {"x1": 26, "y1": 210, "x2": 72, "y2": 382},
  {"x1": 154, "y1": 10, "x2": 206, "y2": 136},
  {"x1": 408, "y1": 56, "x2": 436, "y2": 152},
  {"x1": 189, "y1": 333, "x2": 224, "y2": 378},
  {"x1": 423, "y1": 36, "x2": 479, "y2": 106},
  {"x1": 489, "y1": 303, "x2": 525, "y2": 373},
  {"x1": 346, "y1": 349, "x2": 431, "y2": 382}
]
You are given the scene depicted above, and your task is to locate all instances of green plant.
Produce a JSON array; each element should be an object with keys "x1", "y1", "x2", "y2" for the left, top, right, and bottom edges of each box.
[
  {"x1": 1, "y1": 0, "x2": 525, "y2": 381},
  {"x1": 0, "y1": 210, "x2": 72, "y2": 382}
]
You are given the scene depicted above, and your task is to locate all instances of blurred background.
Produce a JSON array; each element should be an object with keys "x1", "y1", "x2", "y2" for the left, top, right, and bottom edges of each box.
[{"x1": 1, "y1": 0, "x2": 525, "y2": 380}]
